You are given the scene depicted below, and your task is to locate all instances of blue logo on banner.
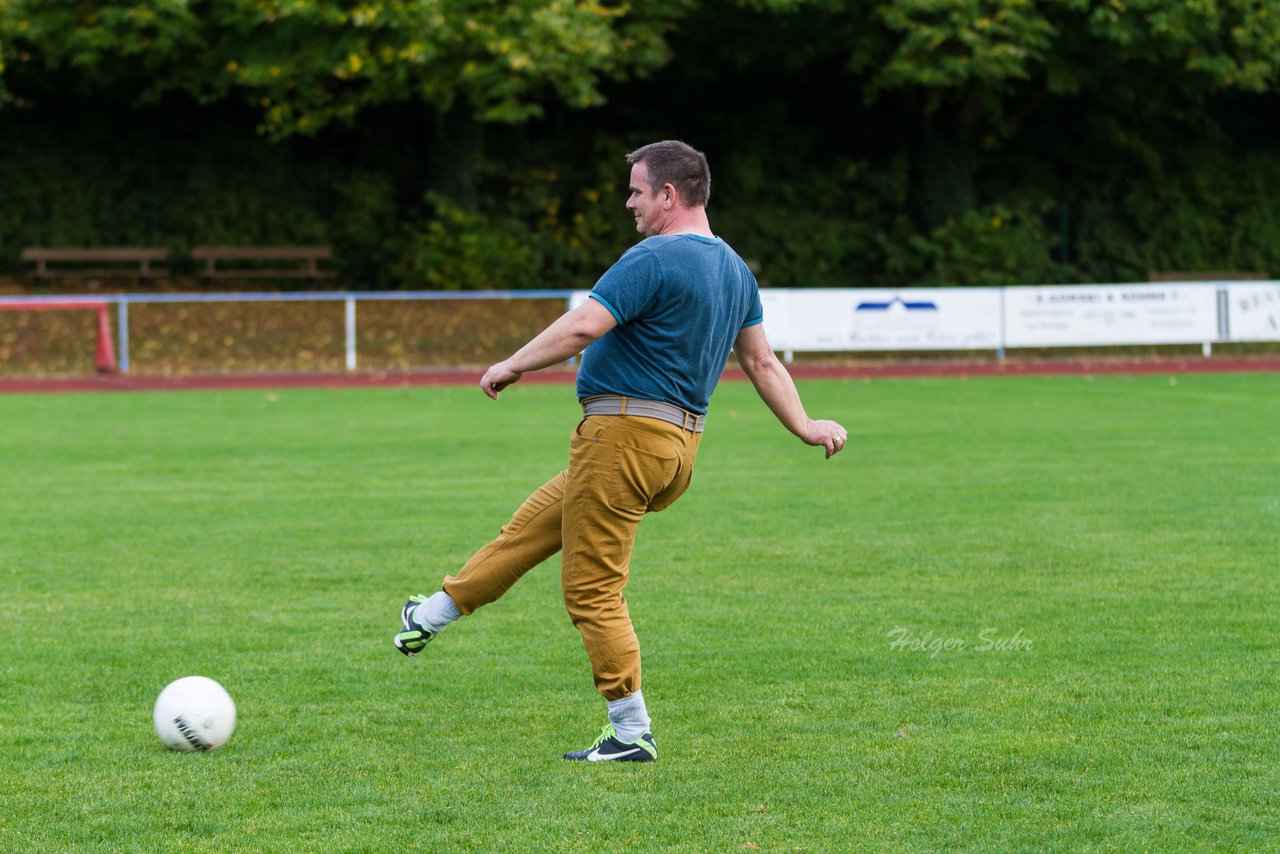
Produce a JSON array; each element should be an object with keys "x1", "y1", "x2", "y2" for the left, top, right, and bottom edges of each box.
[{"x1": 855, "y1": 296, "x2": 939, "y2": 313}]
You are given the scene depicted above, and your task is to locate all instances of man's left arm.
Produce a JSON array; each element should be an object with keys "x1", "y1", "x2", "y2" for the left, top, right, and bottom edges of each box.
[
  {"x1": 480, "y1": 299, "x2": 618, "y2": 399},
  {"x1": 734, "y1": 323, "x2": 848, "y2": 459}
]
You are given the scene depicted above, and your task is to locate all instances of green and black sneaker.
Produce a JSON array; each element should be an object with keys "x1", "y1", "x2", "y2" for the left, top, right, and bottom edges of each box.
[
  {"x1": 394, "y1": 594, "x2": 436, "y2": 657},
  {"x1": 563, "y1": 724, "x2": 657, "y2": 763}
]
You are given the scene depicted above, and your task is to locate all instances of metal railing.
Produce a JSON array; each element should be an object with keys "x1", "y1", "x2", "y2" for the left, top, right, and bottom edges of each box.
[
  {"x1": 0, "y1": 290, "x2": 575, "y2": 373},
  {"x1": 3, "y1": 281, "x2": 1277, "y2": 373}
]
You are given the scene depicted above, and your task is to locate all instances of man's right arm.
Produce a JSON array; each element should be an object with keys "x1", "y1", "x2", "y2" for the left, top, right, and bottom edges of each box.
[
  {"x1": 480, "y1": 299, "x2": 617, "y2": 399},
  {"x1": 733, "y1": 323, "x2": 848, "y2": 459}
]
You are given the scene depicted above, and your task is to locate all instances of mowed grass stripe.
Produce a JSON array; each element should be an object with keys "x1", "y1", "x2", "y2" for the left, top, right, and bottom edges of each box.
[{"x1": 1, "y1": 373, "x2": 1276, "y2": 852}]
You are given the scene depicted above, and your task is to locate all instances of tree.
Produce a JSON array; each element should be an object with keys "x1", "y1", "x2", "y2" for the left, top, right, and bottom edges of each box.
[
  {"x1": 0, "y1": 0, "x2": 686, "y2": 135},
  {"x1": 2, "y1": 0, "x2": 1278, "y2": 286}
]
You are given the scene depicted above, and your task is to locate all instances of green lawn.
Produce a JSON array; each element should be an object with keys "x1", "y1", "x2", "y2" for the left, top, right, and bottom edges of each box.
[{"x1": 2, "y1": 373, "x2": 1277, "y2": 852}]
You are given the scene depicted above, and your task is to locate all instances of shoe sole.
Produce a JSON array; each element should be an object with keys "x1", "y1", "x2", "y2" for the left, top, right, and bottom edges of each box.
[
  {"x1": 396, "y1": 595, "x2": 431, "y2": 657},
  {"x1": 394, "y1": 629, "x2": 435, "y2": 657},
  {"x1": 564, "y1": 736, "x2": 657, "y2": 762},
  {"x1": 563, "y1": 752, "x2": 656, "y2": 762},
  {"x1": 394, "y1": 635, "x2": 420, "y2": 657}
]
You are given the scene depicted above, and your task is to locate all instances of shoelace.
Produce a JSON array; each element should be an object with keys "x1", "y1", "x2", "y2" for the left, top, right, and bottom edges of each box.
[{"x1": 590, "y1": 723, "x2": 616, "y2": 748}]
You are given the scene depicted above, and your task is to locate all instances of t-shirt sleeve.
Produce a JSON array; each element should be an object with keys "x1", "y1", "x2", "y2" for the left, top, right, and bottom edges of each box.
[
  {"x1": 741, "y1": 265, "x2": 764, "y2": 328},
  {"x1": 589, "y1": 245, "x2": 663, "y2": 324}
]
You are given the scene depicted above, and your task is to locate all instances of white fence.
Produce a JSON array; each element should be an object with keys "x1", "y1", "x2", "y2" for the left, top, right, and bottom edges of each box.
[
  {"x1": 3, "y1": 282, "x2": 1278, "y2": 373},
  {"x1": 768, "y1": 282, "x2": 1279, "y2": 357},
  {"x1": 578, "y1": 281, "x2": 1280, "y2": 360}
]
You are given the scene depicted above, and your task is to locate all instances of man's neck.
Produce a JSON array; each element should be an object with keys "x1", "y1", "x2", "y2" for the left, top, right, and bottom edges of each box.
[{"x1": 656, "y1": 207, "x2": 714, "y2": 238}]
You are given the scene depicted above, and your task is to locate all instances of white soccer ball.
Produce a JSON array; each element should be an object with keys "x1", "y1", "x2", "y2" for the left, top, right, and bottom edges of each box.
[{"x1": 153, "y1": 676, "x2": 237, "y2": 752}]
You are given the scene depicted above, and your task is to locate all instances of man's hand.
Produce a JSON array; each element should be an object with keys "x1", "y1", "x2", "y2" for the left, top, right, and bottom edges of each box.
[
  {"x1": 477, "y1": 300, "x2": 617, "y2": 400},
  {"x1": 480, "y1": 361, "x2": 523, "y2": 400},
  {"x1": 802, "y1": 418, "x2": 849, "y2": 460}
]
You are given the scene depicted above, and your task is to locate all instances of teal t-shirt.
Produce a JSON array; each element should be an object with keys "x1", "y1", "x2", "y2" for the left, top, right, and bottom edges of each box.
[{"x1": 577, "y1": 234, "x2": 763, "y2": 415}]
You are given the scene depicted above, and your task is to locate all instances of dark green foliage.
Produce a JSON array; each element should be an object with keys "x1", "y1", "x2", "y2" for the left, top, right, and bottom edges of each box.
[
  {"x1": 892, "y1": 201, "x2": 1060, "y2": 287},
  {"x1": 1072, "y1": 145, "x2": 1280, "y2": 283},
  {"x1": 0, "y1": 0, "x2": 1277, "y2": 288},
  {"x1": 0, "y1": 100, "x2": 329, "y2": 269},
  {"x1": 328, "y1": 169, "x2": 408, "y2": 289}
]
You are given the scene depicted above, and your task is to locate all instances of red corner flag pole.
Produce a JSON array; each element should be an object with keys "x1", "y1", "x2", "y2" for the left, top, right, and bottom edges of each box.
[{"x1": 96, "y1": 304, "x2": 118, "y2": 374}]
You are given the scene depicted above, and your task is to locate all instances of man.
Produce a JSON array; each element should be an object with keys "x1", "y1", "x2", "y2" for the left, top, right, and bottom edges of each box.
[{"x1": 394, "y1": 140, "x2": 847, "y2": 762}]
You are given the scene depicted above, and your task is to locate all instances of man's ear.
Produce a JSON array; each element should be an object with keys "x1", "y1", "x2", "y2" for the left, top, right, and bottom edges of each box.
[{"x1": 662, "y1": 183, "x2": 677, "y2": 210}]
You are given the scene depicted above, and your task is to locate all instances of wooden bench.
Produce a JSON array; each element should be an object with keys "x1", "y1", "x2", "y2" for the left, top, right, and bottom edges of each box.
[
  {"x1": 21, "y1": 247, "x2": 167, "y2": 279},
  {"x1": 191, "y1": 246, "x2": 335, "y2": 280},
  {"x1": 1149, "y1": 271, "x2": 1269, "y2": 282}
]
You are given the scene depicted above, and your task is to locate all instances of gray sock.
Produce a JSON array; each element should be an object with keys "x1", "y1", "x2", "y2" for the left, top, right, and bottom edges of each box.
[
  {"x1": 413, "y1": 590, "x2": 461, "y2": 632},
  {"x1": 607, "y1": 691, "x2": 651, "y2": 743}
]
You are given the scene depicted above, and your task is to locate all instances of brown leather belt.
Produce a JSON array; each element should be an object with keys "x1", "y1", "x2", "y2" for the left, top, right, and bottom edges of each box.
[{"x1": 581, "y1": 395, "x2": 705, "y2": 433}]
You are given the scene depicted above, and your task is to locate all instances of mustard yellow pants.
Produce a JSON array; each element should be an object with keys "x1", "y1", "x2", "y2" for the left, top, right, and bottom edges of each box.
[{"x1": 442, "y1": 414, "x2": 701, "y2": 700}]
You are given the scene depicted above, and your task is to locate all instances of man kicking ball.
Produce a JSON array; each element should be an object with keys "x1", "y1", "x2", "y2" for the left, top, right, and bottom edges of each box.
[{"x1": 394, "y1": 140, "x2": 847, "y2": 761}]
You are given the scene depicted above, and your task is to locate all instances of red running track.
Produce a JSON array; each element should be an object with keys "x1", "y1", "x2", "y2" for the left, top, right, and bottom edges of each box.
[{"x1": 2, "y1": 357, "x2": 1278, "y2": 394}]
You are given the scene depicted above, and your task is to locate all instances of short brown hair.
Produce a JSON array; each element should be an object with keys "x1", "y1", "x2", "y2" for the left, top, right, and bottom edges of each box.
[{"x1": 626, "y1": 140, "x2": 711, "y2": 208}]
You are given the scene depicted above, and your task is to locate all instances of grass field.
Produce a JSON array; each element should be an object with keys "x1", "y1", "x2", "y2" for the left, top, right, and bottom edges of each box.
[{"x1": 2, "y1": 373, "x2": 1278, "y2": 852}]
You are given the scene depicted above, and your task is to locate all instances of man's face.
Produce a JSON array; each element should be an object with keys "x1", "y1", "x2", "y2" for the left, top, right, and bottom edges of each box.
[{"x1": 626, "y1": 162, "x2": 667, "y2": 237}]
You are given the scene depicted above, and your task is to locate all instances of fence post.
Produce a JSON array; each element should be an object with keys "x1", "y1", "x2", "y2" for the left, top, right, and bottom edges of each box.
[
  {"x1": 117, "y1": 299, "x2": 130, "y2": 374},
  {"x1": 345, "y1": 296, "x2": 357, "y2": 371}
]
